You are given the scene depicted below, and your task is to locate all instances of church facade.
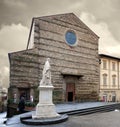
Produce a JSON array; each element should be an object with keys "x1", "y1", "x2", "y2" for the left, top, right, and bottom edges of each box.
[{"x1": 8, "y1": 13, "x2": 99, "y2": 103}]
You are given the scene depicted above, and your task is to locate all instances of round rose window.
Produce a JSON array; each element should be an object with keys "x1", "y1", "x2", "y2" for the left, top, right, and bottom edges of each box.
[{"x1": 65, "y1": 31, "x2": 77, "y2": 46}]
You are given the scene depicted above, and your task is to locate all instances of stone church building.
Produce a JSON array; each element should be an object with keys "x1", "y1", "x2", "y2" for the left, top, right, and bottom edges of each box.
[{"x1": 8, "y1": 13, "x2": 99, "y2": 103}]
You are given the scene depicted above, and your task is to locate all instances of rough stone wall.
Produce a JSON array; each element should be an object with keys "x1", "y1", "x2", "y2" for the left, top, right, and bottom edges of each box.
[
  {"x1": 8, "y1": 48, "x2": 40, "y2": 100},
  {"x1": 9, "y1": 13, "x2": 99, "y2": 102},
  {"x1": 33, "y1": 13, "x2": 99, "y2": 102}
]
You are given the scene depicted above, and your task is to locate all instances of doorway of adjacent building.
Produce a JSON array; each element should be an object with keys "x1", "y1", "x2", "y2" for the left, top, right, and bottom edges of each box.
[
  {"x1": 103, "y1": 94, "x2": 107, "y2": 102},
  {"x1": 112, "y1": 95, "x2": 116, "y2": 102},
  {"x1": 66, "y1": 84, "x2": 75, "y2": 102}
]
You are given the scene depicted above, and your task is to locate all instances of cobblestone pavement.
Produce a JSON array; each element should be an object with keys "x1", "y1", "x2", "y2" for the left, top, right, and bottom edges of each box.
[{"x1": 2, "y1": 111, "x2": 120, "y2": 127}]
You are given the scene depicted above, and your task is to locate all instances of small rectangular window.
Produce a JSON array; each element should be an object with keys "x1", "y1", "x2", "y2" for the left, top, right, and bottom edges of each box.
[
  {"x1": 103, "y1": 74, "x2": 107, "y2": 86},
  {"x1": 112, "y1": 62, "x2": 115, "y2": 71},
  {"x1": 112, "y1": 75, "x2": 116, "y2": 86},
  {"x1": 103, "y1": 60, "x2": 107, "y2": 69}
]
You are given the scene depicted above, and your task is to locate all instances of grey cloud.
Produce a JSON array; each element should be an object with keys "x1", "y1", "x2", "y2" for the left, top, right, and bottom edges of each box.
[
  {"x1": 81, "y1": 0, "x2": 120, "y2": 41},
  {"x1": 0, "y1": 0, "x2": 83, "y2": 28}
]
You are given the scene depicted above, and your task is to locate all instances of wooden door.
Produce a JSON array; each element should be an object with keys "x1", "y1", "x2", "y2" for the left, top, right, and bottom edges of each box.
[{"x1": 66, "y1": 84, "x2": 75, "y2": 102}]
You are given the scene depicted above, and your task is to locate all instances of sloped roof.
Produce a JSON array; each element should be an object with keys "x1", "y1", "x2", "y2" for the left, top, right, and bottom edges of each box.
[
  {"x1": 34, "y1": 13, "x2": 99, "y2": 38},
  {"x1": 99, "y1": 54, "x2": 120, "y2": 61},
  {"x1": 27, "y1": 13, "x2": 99, "y2": 49}
]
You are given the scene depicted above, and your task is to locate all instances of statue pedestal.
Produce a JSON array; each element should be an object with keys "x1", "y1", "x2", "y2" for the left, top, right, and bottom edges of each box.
[
  {"x1": 32, "y1": 85, "x2": 60, "y2": 119},
  {"x1": 21, "y1": 58, "x2": 68, "y2": 125}
]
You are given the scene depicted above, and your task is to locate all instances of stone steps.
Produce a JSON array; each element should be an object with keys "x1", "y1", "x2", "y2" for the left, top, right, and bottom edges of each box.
[{"x1": 59, "y1": 103, "x2": 120, "y2": 116}]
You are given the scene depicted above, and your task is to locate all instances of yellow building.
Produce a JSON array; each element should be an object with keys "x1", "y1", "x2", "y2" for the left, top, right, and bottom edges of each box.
[{"x1": 99, "y1": 54, "x2": 120, "y2": 102}]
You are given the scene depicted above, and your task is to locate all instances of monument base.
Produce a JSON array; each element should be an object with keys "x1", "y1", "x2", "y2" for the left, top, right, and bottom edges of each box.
[
  {"x1": 20, "y1": 114, "x2": 68, "y2": 125},
  {"x1": 32, "y1": 103, "x2": 60, "y2": 119},
  {"x1": 20, "y1": 58, "x2": 69, "y2": 125}
]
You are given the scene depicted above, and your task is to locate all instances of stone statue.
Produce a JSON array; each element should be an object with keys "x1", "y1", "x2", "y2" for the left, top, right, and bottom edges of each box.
[
  {"x1": 32, "y1": 58, "x2": 60, "y2": 120},
  {"x1": 40, "y1": 58, "x2": 51, "y2": 86}
]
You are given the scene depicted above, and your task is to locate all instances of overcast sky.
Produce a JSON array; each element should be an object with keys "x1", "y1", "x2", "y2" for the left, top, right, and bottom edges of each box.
[{"x1": 0, "y1": 0, "x2": 120, "y2": 88}]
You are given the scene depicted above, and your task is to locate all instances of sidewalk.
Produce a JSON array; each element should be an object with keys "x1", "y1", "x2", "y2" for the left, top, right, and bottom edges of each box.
[
  {"x1": 56, "y1": 102, "x2": 115, "y2": 113},
  {"x1": 1, "y1": 102, "x2": 118, "y2": 127}
]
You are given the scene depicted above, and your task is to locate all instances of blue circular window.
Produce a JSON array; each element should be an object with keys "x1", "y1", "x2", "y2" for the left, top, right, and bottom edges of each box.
[{"x1": 65, "y1": 31, "x2": 77, "y2": 46}]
